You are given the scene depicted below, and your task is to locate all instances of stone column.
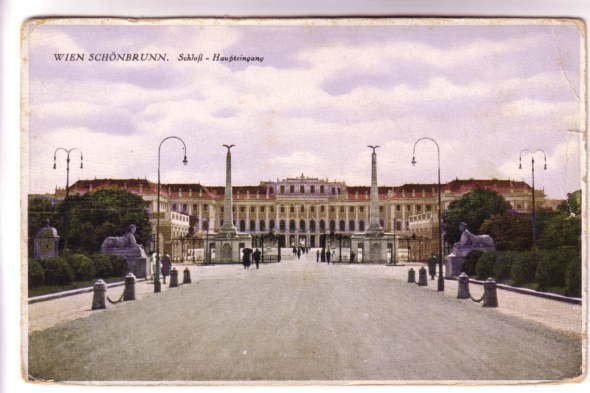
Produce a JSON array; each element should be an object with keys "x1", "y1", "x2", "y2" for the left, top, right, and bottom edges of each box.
[
  {"x1": 220, "y1": 144, "x2": 237, "y2": 233},
  {"x1": 367, "y1": 146, "x2": 383, "y2": 233}
]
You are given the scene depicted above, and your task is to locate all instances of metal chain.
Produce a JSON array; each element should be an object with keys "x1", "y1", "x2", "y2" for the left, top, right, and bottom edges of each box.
[{"x1": 107, "y1": 290, "x2": 125, "y2": 304}]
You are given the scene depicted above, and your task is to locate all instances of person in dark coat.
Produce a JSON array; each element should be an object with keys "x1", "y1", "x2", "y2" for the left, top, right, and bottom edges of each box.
[
  {"x1": 350, "y1": 251, "x2": 355, "y2": 263},
  {"x1": 316, "y1": 249, "x2": 320, "y2": 262},
  {"x1": 297, "y1": 248, "x2": 301, "y2": 260},
  {"x1": 242, "y1": 248, "x2": 252, "y2": 269},
  {"x1": 321, "y1": 248, "x2": 326, "y2": 262},
  {"x1": 253, "y1": 248, "x2": 261, "y2": 269},
  {"x1": 161, "y1": 254, "x2": 171, "y2": 284},
  {"x1": 326, "y1": 248, "x2": 331, "y2": 264},
  {"x1": 428, "y1": 254, "x2": 437, "y2": 279}
]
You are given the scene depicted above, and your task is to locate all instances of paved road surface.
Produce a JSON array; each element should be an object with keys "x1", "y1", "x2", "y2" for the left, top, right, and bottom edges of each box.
[{"x1": 28, "y1": 252, "x2": 582, "y2": 382}]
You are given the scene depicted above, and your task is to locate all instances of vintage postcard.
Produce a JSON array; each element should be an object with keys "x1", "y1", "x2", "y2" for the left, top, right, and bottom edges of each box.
[{"x1": 22, "y1": 18, "x2": 585, "y2": 384}]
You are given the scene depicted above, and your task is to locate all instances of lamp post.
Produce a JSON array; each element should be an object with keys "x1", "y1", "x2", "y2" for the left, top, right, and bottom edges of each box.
[
  {"x1": 204, "y1": 220, "x2": 210, "y2": 264},
  {"x1": 155, "y1": 136, "x2": 188, "y2": 293},
  {"x1": 518, "y1": 149, "x2": 547, "y2": 249},
  {"x1": 412, "y1": 137, "x2": 444, "y2": 292},
  {"x1": 53, "y1": 147, "x2": 83, "y2": 199}
]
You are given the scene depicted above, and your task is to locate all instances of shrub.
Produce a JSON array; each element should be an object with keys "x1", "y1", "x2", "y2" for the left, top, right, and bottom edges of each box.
[
  {"x1": 66, "y1": 253, "x2": 96, "y2": 281},
  {"x1": 39, "y1": 256, "x2": 74, "y2": 285},
  {"x1": 476, "y1": 252, "x2": 496, "y2": 280},
  {"x1": 28, "y1": 259, "x2": 45, "y2": 287},
  {"x1": 535, "y1": 250, "x2": 569, "y2": 290},
  {"x1": 91, "y1": 253, "x2": 113, "y2": 278},
  {"x1": 110, "y1": 255, "x2": 129, "y2": 277},
  {"x1": 511, "y1": 251, "x2": 540, "y2": 285},
  {"x1": 462, "y1": 250, "x2": 483, "y2": 276},
  {"x1": 493, "y1": 251, "x2": 515, "y2": 281},
  {"x1": 565, "y1": 255, "x2": 582, "y2": 297}
]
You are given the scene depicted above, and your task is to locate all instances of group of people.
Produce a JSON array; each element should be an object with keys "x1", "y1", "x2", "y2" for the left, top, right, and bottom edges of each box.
[
  {"x1": 242, "y1": 248, "x2": 262, "y2": 269},
  {"x1": 292, "y1": 245, "x2": 310, "y2": 260}
]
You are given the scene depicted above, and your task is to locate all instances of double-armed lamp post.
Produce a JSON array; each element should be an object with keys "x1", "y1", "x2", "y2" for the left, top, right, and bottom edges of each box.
[
  {"x1": 53, "y1": 147, "x2": 84, "y2": 199},
  {"x1": 155, "y1": 136, "x2": 188, "y2": 293},
  {"x1": 518, "y1": 149, "x2": 547, "y2": 249},
  {"x1": 411, "y1": 137, "x2": 444, "y2": 292}
]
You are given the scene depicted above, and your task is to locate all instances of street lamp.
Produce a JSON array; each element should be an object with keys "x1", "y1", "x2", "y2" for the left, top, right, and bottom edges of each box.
[
  {"x1": 204, "y1": 220, "x2": 210, "y2": 264},
  {"x1": 412, "y1": 137, "x2": 444, "y2": 292},
  {"x1": 53, "y1": 147, "x2": 84, "y2": 199},
  {"x1": 155, "y1": 136, "x2": 188, "y2": 293},
  {"x1": 518, "y1": 149, "x2": 547, "y2": 249}
]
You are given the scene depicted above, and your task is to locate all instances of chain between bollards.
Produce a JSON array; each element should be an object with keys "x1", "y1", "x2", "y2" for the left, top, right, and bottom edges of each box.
[{"x1": 456, "y1": 273, "x2": 498, "y2": 308}]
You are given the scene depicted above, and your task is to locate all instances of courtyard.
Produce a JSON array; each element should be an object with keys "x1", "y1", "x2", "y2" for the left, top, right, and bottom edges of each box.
[{"x1": 28, "y1": 252, "x2": 582, "y2": 382}]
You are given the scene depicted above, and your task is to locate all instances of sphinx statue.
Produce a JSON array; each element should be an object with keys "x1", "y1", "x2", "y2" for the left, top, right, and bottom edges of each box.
[
  {"x1": 101, "y1": 224, "x2": 148, "y2": 278},
  {"x1": 445, "y1": 222, "x2": 495, "y2": 277}
]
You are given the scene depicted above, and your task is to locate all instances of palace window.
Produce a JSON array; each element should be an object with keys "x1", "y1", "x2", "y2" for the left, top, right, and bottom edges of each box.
[
  {"x1": 290, "y1": 185, "x2": 295, "y2": 193},
  {"x1": 417, "y1": 205, "x2": 422, "y2": 212},
  {"x1": 260, "y1": 206, "x2": 265, "y2": 212},
  {"x1": 240, "y1": 207, "x2": 245, "y2": 212},
  {"x1": 203, "y1": 204, "x2": 208, "y2": 211},
  {"x1": 300, "y1": 185, "x2": 305, "y2": 193},
  {"x1": 379, "y1": 206, "x2": 383, "y2": 212},
  {"x1": 319, "y1": 220, "x2": 326, "y2": 231},
  {"x1": 280, "y1": 206, "x2": 285, "y2": 213},
  {"x1": 426, "y1": 205, "x2": 432, "y2": 211},
  {"x1": 310, "y1": 185, "x2": 315, "y2": 193},
  {"x1": 349, "y1": 220, "x2": 355, "y2": 231},
  {"x1": 311, "y1": 206, "x2": 315, "y2": 213},
  {"x1": 280, "y1": 185, "x2": 285, "y2": 193},
  {"x1": 172, "y1": 204, "x2": 177, "y2": 211},
  {"x1": 300, "y1": 220, "x2": 306, "y2": 231},
  {"x1": 249, "y1": 220, "x2": 256, "y2": 231},
  {"x1": 359, "y1": 220, "x2": 365, "y2": 231},
  {"x1": 269, "y1": 220, "x2": 275, "y2": 230},
  {"x1": 320, "y1": 185, "x2": 325, "y2": 193},
  {"x1": 239, "y1": 220, "x2": 246, "y2": 231},
  {"x1": 340, "y1": 206, "x2": 345, "y2": 213},
  {"x1": 360, "y1": 207, "x2": 364, "y2": 213},
  {"x1": 396, "y1": 204, "x2": 401, "y2": 211},
  {"x1": 289, "y1": 220, "x2": 296, "y2": 231},
  {"x1": 349, "y1": 206, "x2": 354, "y2": 212},
  {"x1": 301, "y1": 205, "x2": 305, "y2": 212},
  {"x1": 339, "y1": 220, "x2": 345, "y2": 231},
  {"x1": 332, "y1": 188, "x2": 336, "y2": 195},
  {"x1": 320, "y1": 206, "x2": 325, "y2": 213},
  {"x1": 310, "y1": 220, "x2": 316, "y2": 231},
  {"x1": 250, "y1": 206, "x2": 255, "y2": 212},
  {"x1": 182, "y1": 204, "x2": 187, "y2": 212},
  {"x1": 290, "y1": 206, "x2": 295, "y2": 213},
  {"x1": 259, "y1": 220, "x2": 266, "y2": 231},
  {"x1": 193, "y1": 204, "x2": 198, "y2": 211},
  {"x1": 330, "y1": 206, "x2": 335, "y2": 212},
  {"x1": 329, "y1": 220, "x2": 336, "y2": 231},
  {"x1": 279, "y1": 220, "x2": 286, "y2": 231}
]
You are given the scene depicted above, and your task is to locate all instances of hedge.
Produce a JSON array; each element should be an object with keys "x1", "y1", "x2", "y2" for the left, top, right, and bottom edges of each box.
[
  {"x1": 475, "y1": 252, "x2": 496, "y2": 280},
  {"x1": 511, "y1": 251, "x2": 540, "y2": 285},
  {"x1": 110, "y1": 255, "x2": 129, "y2": 277},
  {"x1": 28, "y1": 259, "x2": 45, "y2": 288},
  {"x1": 39, "y1": 256, "x2": 75, "y2": 285},
  {"x1": 565, "y1": 256, "x2": 582, "y2": 297},
  {"x1": 91, "y1": 253, "x2": 114, "y2": 278},
  {"x1": 493, "y1": 251, "x2": 515, "y2": 281},
  {"x1": 462, "y1": 250, "x2": 483, "y2": 276},
  {"x1": 67, "y1": 253, "x2": 96, "y2": 281},
  {"x1": 535, "y1": 249, "x2": 571, "y2": 290}
]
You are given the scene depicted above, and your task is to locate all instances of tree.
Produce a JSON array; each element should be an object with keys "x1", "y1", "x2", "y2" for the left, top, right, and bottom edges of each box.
[
  {"x1": 537, "y1": 212, "x2": 581, "y2": 249},
  {"x1": 557, "y1": 189, "x2": 581, "y2": 216},
  {"x1": 443, "y1": 188, "x2": 511, "y2": 244},
  {"x1": 54, "y1": 189, "x2": 151, "y2": 253},
  {"x1": 479, "y1": 212, "x2": 532, "y2": 251}
]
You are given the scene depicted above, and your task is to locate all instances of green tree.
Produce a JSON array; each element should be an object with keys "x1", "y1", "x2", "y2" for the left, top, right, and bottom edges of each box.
[
  {"x1": 444, "y1": 188, "x2": 511, "y2": 243},
  {"x1": 557, "y1": 190, "x2": 581, "y2": 216},
  {"x1": 479, "y1": 213, "x2": 532, "y2": 251},
  {"x1": 537, "y1": 212, "x2": 581, "y2": 249},
  {"x1": 54, "y1": 189, "x2": 151, "y2": 254}
]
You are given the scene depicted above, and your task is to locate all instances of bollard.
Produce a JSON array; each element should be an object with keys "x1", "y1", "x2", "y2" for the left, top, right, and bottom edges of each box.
[
  {"x1": 169, "y1": 267, "x2": 179, "y2": 288},
  {"x1": 457, "y1": 272, "x2": 470, "y2": 299},
  {"x1": 183, "y1": 268, "x2": 191, "y2": 284},
  {"x1": 123, "y1": 272, "x2": 136, "y2": 301},
  {"x1": 407, "y1": 268, "x2": 416, "y2": 283},
  {"x1": 483, "y1": 277, "x2": 498, "y2": 308},
  {"x1": 92, "y1": 279, "x2": 107, "y2": 310},
  {"x1": 417, "y1": 266, "x2": 428, "y2": 286}
]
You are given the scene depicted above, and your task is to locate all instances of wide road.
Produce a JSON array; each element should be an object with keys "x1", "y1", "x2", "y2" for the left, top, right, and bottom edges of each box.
[{"x1": 28, "y1": 252, "x2": 582, "y2": 382}]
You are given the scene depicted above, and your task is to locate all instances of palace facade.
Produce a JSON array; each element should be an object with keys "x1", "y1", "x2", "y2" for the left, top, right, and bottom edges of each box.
[{"x1": 60, "y1": 175, "x2": 546, "y2": 262}]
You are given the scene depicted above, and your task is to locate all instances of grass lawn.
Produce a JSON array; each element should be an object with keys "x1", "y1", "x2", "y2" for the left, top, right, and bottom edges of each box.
[{"x1": 29, "y1": 276, "x2": 125, "y2": 298}]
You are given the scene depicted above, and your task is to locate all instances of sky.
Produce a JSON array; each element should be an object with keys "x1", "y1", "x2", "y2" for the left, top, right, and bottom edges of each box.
[{"x1": 25, "y1": 19, "x2": 584, "y2": 198}]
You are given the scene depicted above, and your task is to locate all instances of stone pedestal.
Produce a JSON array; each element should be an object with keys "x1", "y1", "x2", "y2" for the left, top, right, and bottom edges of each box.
[
  {"x1": 211, "y1": 232, "x2": 252, "y2": 263},
  {"x1": 350, "y1": 232, "x2": 395, "y2": 264},
  {"x1": 33, "y1": 221, "x2": 60, "y2": 259},
  {"x1": 101, "y1": 246, "x2": 148, "y2": 278}
]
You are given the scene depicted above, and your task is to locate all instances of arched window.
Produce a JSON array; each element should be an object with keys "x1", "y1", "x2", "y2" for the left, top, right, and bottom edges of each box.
[
  {"x1": 310, "y1": 220, "x2": 316, "y2": 232},
  {"x1": 279, "y1": 220, "x2": 286, "y2": 231},
  {"x1": 319, "y1": 220, "x2": 326, "y2": 231},
  {"x1": 339, "y1": 220, "x2": 346, "y2": 231},
  {"x1": 289, "y1": 219, "x2": 296, "y2": 231},
  {"x1": 300, "y1": 220, "x2": 306, "y2": 231},
  {"x1": 269, "y1": 220, "x2": 275, "y2": 230},
  {"x1": 202, "y1": 220, "x2": 209, "y2": 231},
  {"x1": 239, "y1": 220, "x2": 246, "y2": 231},
  {"x1": 349, "y1": 220, "x2": 355, "y2": 231},
  {"x1": 329, "y1": 220, "x2": 336, "y2": 231},
  {"x1": 249, "y1": 220, "x2": 256, "y2": 231},
  {"x1": 359, "y1": 220, "x2": 365, "y2": 231},
  {"x1": 259, "y1": 220, "x2": 266, "y2": 231}
]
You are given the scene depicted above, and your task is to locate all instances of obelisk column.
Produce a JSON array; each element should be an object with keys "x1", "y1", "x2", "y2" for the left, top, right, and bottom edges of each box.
[
  {"x1": 221, "y1": 144, "x2": 237, "y2": 233},
  {"x1": 367, "y1": 145, "x2": 383, "y2": 233}
]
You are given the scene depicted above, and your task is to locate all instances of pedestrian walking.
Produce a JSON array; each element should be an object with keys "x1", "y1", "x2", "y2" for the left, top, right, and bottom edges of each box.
[
  {"x1": 316, "y1": 249, "x2": 320, "y2": 262},
  {"x1": 321, "y1": 248, "x2": 326, "y2": 262},
  {"x1": 253, "y1": 248, "x2": 261, "y2": 269},
  {"x1": 243, "y1": 248, "x2": 252, "y2": 269},
  {"x1": 297, "y1": 248, "x2": 301, "y2": 260},
  {"x1": 161, "y1": 254, "x2": 171, "y2": 284},
  {"x1": 326, "y1": 249, "x2": 331, "y2": 264},
  {"x1": 350, "y1": 250, "x2": 355, "y2": 263},
  {"x1": 428, "y1": 254, "x2": 437, "y2": 279}
]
